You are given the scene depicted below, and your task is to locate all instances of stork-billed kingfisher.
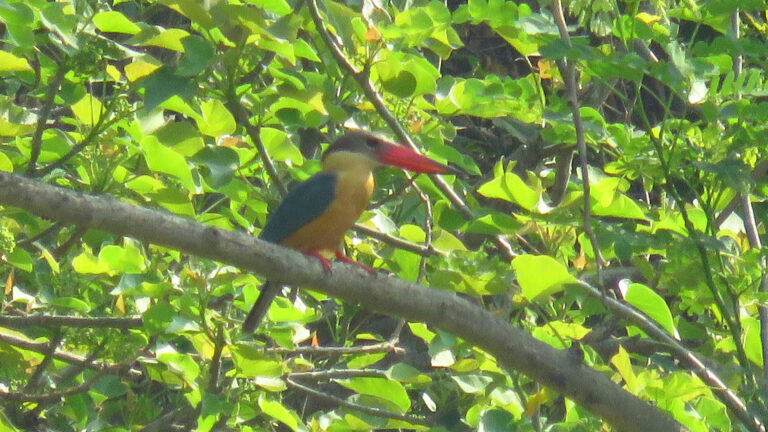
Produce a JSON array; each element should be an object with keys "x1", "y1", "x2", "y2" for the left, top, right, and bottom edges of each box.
[{"x1": 242, "y1": 130, "x2": 456, "y2": 332}]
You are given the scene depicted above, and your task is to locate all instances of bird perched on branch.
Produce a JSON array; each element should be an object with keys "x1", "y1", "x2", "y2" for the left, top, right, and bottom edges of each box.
[{"x1": 242, "y1": 130, "x2": 457, "y2": 332}]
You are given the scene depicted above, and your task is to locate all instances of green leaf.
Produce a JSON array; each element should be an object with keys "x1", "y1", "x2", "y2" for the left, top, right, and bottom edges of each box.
[
  {"x1": 4, "y1": 247, "x2": 34, "y2": 272},
  {"x1": 386, "y1": 363, "x2": 432, "y2": 384},
  {"x1": 92, "y1": 11, "x2": 141, "y2": 34},
  {"x1": 512, "y1": 255, "x2": 575, "y2": 301},
  {"x1": 138, "y1": 28, "x2": 189, "y2": 51},
  {"x1": 92, "y1": 375, "x2": 129, "y2": 399},
  {"x1": 744, "y1": 316, "x2": 764, "y2": 367},
  {"x1": 177, "y1": 35, "x2": 215, "y2": 77},
  {"x1": 477, "y1": 162, "x2": 539, "y2": 211},
  {"x1": 0, "y1": 152, "x2": 12, "y2": 172},
  {"x1": 141, "y1": 136, "x2": 196, "y2": 192},
  {"x1": 158, "y1": 0, "x2": 216, "y2": 29},
  {"x1": 250, "y1": 0, "x2": 292, "y2": 16},
  {"x1": 258, "y1": 396, "x2": 303, "y2": 431},
  {"x1": 99, "y1": 243, "x2": 147, "y2": 274},
  {"x1": 452, "y1": 374, "x2": 492, "y2": 394},
  {"x1": 72, "y1": 247, "x2": 111, "y2": 274},
  {"x1": 157, "y1": 349, "x2": 200, "y2": 388},
  {"x1": 141, "y1": 67, "x2": 197, "y2": 111},
  {"x1": 337, "y1": 377, "x2": 411, "y2": 413},
  {"x1": 621, "y1": 282, "x2": 678, "y2": 338},
  {"x1": 71, "y1": 94, "x2": 104, "y2": 127},
  {"x1": 154, "y1": 122, "x2": 205, "y2": 156},
  {"x1": 143, "y1": 303, "x2": 175, "y2": 334},
  {"x1": 149, "y1": 188, "x2": 196, "y2": 217},
  {"x1": 193, "y1": 147, "x2": 239, "y2": 188},
  {"x1": 382, "y1": 71, "x2": 417, "y2": 98},
  {"x1": 480, "y1": 409, "x2": 515, "y2": 432},
  {"x1": 610, "y1": 346, "x2": 638, "y2": 393},
  {"x1": 590, "y1": 177, "x2": 647, "y2": 220},
  {"x1": 0, "y1": 51, "x2": 31, "y2": 72},
  {"x1": 196, "y1": 99, "x2": 235, "y2": 139},
  {"x1": 466, "y1": 211, "x2": 522, "y2": 235},
  {"x1": 260, "y1": 128, "x2": 304, "y2": 164},
  {"x1": 50, "y1": 297, "x2": 90, "y2": 313},
  {"x1": 347, "y1": 353, "x2": 386, "y2": 369}
]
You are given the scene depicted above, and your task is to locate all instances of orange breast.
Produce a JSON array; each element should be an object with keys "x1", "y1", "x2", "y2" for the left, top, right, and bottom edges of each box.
[{"x1": 281, "y1": 168, "x2": 374, "y2": 253}]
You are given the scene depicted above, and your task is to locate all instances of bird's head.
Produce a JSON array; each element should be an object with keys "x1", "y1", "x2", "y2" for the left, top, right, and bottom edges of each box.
[{"x1": 322, "y1": 130, "x2": 458, "y2": 174}]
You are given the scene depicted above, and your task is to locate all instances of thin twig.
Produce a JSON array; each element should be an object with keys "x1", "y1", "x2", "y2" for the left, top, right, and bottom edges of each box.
[
  {"x1": 55, "y1": 340, "x2": 108, "y2": 385},
  {"x1": 286, "y1": 377, "x2": 431, "y2": 426},
  {"x1": 16, "y1": 222, "x2": 64, "y2": 247},
  {"x1": 551, "y1": 0, "x2": 605, "y2": 286},
  {"x1": 265, "y1": 342, "x2": 405, "y2": 356},
  {"x1": 0, "y1": 370, "x2": 109, "y2": 403},
  {"x1": 0, "y1": 315, "x2": 142, "y2": 329},
  {"x1": 23, "y1": 330, "x2": 63, "y2": 393},
  {"x1": 34, "y1": 110, "x2": 123, "y2": 178},
  {"x1": 27, "y1": 67, "x2": 66, "y2": 175},
  {"x1": 388, "y1": 186, "x2": 433, "y2": 343},
  {"x1": 288, "y1": 368, "x2": 387, "y2": 380},
  {"x1": 730, "y1": 7, "x2": 767, "y2": 381},
  {"x1": 208, "y1": 327, "x2": 225, "y2": 393},
  {"x1": 226, "y1": 92, "x2": 288, "y2": 196},
  {"x1": 52, "y1": 225, "x2": 89, "y2": 259},
  {"x1": 352, "y1": 224, "x2": 443, "y2": 257},
  {"x1": 0, "y1": 332, "x2": 142, "y2": 376}
]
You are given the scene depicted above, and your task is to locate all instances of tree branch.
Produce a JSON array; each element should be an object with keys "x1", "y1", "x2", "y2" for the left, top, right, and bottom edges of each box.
[
  {"x1": 0, "y1": 315, "x2": 142, "y2": 329},
  {"x1": 551, "y1": 0, "x2": 605, "y2": 285},
  {"x1": 0, "y1": 172, "x2": 685, "y2": 432},
  {"x1": 26, "y1": 67, "x2": 66, "y2": 175},
  {"x1": 0, "y1": 332, "x2": 141, "y2": 376}
]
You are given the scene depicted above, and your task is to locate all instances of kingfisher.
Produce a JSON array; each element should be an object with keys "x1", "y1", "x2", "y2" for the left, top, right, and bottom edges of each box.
[{"x1": 242, "y1": 130, "x2": 457, "y2": 332}]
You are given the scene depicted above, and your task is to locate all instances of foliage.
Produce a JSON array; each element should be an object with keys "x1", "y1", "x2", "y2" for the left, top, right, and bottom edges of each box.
[{"x1": 1, "y1": 0, "x2": 767, "y2": 430}]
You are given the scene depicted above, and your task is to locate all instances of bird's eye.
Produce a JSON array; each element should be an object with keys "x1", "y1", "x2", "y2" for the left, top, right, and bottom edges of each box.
[{"x1": 365, "y1": 138, "x2": 379, "y2": 148}]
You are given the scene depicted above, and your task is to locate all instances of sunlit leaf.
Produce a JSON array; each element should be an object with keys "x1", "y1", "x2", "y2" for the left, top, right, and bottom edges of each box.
[
  {"x1": 93, "y1": 11, "x2": 141, "y2": 34},
  {"x1": 338, "y1": 377, "x2": 411, "y2": 413},
  {"x1": 140, "y1": 136, "x2": 196, "y2": 192},
  {"x1": 0, "y1": 51, "x2": 31, "y2": 72},
  {"x1": 512, "y1": 255, "x2": 575, "y2": 301},
  {"x1": 620, "y1": 282, "x2": 678, "y2": 338}
]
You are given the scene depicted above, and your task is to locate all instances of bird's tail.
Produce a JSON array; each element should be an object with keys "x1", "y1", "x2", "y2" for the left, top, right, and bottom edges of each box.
[{"x1": 242, "y1": 281, "x2": 280, "y2": 333}]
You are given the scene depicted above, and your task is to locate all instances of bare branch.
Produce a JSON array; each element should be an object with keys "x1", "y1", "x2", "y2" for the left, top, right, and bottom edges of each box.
[
  {"x1": 288, "y1": 369, "x2": 388, "y2": 380},
  {"x1": 0, "y1": 315, "x2": 142, "y2": 329},
  {"x1": 265, "y1": 342, "x2": 404, "y2": 356},
  {"x1": 551, "y1": 0, "x2": 605, "y2": 285},
  {"x1": 0, "y1": 370, "x2": 108, "y2": 403},
  {"x1": 26, "y1": 67, "x2": 66, "y2": 175},
  {"x1": 0, "y1": 332, "x2": 141, "y2": 377},
  {"x1": 353, "y1": 224, "x2": 443, "y2": 257}
]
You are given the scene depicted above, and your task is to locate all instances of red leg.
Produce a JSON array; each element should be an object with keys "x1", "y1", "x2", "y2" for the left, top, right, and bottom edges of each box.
[
  {"x1": 303, "y1": 250, "x2": 332, "y2": 273},
  {"x1": 335, "y1": 250, "x2": 375, "y2": 274}
]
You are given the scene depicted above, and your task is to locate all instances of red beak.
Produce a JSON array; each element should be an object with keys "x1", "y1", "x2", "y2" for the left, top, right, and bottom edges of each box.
[{"x1": 376, "y1": 142, "x2": 459, "y2": 174}]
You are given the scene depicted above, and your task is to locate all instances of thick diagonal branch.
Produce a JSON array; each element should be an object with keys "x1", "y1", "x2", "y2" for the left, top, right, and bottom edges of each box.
[{"x1": 0, "y1": 172, "x2": 682, "y2": 432}]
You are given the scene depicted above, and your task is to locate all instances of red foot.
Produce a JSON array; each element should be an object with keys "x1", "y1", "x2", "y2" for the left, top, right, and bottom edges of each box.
[
  {"x1": 335, "y1": 250, "x2": 375, "y2": 274},
  {"x1": 304, "y1": 250, "x2": 332, "y2": 273}
]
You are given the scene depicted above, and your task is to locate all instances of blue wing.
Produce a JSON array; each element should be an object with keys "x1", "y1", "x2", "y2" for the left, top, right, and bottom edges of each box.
[{"x1": 259, "y1": 172, "x2": 338, "y2": 244}]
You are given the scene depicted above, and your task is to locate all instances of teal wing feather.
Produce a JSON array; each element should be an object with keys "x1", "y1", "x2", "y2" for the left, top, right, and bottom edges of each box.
[{"x1": 259, "y1": 173, "x2": 337, "y2": 244}]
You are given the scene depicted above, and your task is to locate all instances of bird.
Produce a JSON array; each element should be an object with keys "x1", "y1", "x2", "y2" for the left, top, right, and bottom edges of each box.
[{"x1": 242, "y1": 130, "x2": 457, "y2": 332}]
